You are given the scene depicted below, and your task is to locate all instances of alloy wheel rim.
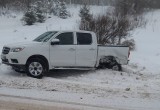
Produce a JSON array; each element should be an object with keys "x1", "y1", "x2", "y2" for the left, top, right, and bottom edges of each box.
[{"x1": 29, "y1": 62, "x2": 43, "y2": 76}]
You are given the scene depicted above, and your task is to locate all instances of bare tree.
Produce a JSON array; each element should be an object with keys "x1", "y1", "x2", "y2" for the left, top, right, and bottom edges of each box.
[{"x1": 79, "y1": 0, "x2": 147, "y2": 45}]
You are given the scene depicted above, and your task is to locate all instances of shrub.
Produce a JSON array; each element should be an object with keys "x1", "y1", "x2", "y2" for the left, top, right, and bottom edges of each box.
[
  {"x1": 33, "y1": 1, "x2": 46, "y2": 23},
  {"x1": 79, "y1": 13, "x2": 132, "y2": 45},
  {"x1": 122, "y1": 39, "x2": 136, "y2": 50},
  {"x1": 36, "y1": 12, "x2": 45, "y2": 23},
  {"x1": 79, "y1": 4, "x2": 92, "y2": 21},
  {"x1": 79, "y1": 4, "x2": 93, "y2": 31},
  {"x1": 114, "y1": 0, "x2": 146, "y2": 17},
  {"x1": 59, "y1": 1, "x2": 69, "y2": 19},
  {"x1": 53, "y1": 1, "x2": 61, "y2": 16},
  {"x1": 79, "y1": 1, "x2": 146, "y2": 45},
  {"x1": 36, "y1": 9, "x2": 45, "y2": 23},
  {"x1": 22, "y1": 1, "x2": 46, "y2": 25},
  {"x1": 22, "y1": 11, "x2": 36, "y2": 25}
]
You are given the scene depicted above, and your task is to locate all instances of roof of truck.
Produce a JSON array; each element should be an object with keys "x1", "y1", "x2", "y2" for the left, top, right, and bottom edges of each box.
[{"x1": 49, "y1": 30, "x2": 95, "y2": 33}]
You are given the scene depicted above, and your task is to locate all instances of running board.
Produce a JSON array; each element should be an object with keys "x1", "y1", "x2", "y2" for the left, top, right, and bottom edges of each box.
[{"x1": 53, "y1": 67, "x2": 96, "y2": 70}]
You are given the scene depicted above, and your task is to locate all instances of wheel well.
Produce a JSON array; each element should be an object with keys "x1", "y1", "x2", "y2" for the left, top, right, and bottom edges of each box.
[
  {"x1": 26, "y1": 55, "x2": 49, "y2": 71},
  {"x1": 99, "y1": 56, "x2": 117, "y2": 64},
  {"x1": 98, "y1": 56, "x2": 119, "y2": 69}
]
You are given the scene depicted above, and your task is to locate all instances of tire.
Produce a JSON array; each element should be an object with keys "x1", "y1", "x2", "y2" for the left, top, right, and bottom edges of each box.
[
  {"x1": 98, "y1": 56, "x2": 122, "y2": 71},
  {"x1": 26, "y1": 58, "x2": 46, "y2": 78},
  {"x1": 112, "y1": 63, "x2": 122, "y2": 71}
]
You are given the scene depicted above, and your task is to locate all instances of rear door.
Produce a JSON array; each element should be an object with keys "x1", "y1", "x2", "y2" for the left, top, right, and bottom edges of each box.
[{"x1": 75, "y1": 32, "x2": 97, "y2": 67}]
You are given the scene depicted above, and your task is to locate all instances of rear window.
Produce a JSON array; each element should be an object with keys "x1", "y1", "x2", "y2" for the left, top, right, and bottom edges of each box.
[{"x1": 77, "y1": 33, "x2": 92, "y2": 45}]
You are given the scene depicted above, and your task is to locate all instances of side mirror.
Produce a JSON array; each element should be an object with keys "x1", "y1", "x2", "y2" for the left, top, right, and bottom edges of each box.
[{"x1": 51, "y1": 39, "x2": 60, "y2": 45}]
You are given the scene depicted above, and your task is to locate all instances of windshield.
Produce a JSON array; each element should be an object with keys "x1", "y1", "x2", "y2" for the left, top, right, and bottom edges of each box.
[{"x1": 33, "y1": 31, "x2": 57, "y2": 42}]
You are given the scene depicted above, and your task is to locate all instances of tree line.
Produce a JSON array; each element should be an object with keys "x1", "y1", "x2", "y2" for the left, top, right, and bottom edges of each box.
[
  {"x1": 1, "y1": 0, "x2": 160, "y2": 9},
  {"x1": 1, "y1": 0, "x2": 160, "y2": 49}
]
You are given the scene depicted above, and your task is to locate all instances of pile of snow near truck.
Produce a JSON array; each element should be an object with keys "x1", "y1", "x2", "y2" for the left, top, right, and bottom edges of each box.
[{"x1": 1, "y1": 30, "x2": 130, "y2": 78}]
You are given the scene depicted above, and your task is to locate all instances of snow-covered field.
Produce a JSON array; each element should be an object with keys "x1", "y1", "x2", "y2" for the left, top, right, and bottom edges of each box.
[
  {"x1": 130, "y1": 10, "x2": 160, "y2": 75},
  {"x1": 0, "y1": 6, "x2": 160, "y2": 109}
]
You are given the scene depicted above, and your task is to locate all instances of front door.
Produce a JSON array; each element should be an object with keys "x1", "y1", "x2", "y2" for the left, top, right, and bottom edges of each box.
[{"x1": 50, "y1": 32, "x2": 76, "y2": 67}]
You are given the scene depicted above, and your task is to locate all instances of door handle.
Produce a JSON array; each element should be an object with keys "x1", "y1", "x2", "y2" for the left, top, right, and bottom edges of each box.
[
  {"x1": 69, "y1": 48, "x2": 75, "y2": 51},
  {"x1": 89, "y1": 48, "x2": 96, "y2": 51}
]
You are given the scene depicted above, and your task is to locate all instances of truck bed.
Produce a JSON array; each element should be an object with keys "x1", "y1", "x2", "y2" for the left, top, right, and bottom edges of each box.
[{"x1": 98, "y1": 45, "x2": 129, "y2": 65}]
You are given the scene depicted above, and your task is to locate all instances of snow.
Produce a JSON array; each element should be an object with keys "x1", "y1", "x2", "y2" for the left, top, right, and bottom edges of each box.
[
  {"x1": 0, "y1": 87, "x2": 160, "y2": 110},
  {"x1": 130, "y1": 10, "x2": 160, "y2": 74},
  {"x1": 0, "y1": 6, "x2": 160, "y2": 109}
]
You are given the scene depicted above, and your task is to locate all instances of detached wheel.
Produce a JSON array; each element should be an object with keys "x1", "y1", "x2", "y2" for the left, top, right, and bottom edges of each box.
[
  {"x1": 26, "y1": 59, "x2": 45, "y2": 78},
  {"x1": 112, "y1": 63, "x2": 122, "y2": 71}
]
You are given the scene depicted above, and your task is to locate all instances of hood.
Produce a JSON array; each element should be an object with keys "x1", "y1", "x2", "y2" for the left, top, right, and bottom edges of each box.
[{"x1": 4, "y1": 41, "x2": 42, "y2": 48}]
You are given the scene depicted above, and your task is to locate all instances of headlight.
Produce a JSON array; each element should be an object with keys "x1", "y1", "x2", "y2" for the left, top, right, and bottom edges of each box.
[{"x1": 10, "y1": 47, "x2": 25, "y2": 52}]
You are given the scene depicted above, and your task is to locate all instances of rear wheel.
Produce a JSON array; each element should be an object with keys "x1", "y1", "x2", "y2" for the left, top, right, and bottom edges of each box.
[
  {"x1": 112, "y1": 63, "x2": 122, "y2": 71},
  {"x1": 99, "y1": 56, "x2": 122, "y2": 71},
  {"x1": 26, "y1": 59, "x2": 45, "y2": 78}
]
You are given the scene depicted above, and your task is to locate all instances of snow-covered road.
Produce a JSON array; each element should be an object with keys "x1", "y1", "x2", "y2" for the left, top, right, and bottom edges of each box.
[
  {"x1": 0, "y1": 64, "x2": 160, "y2": 109},
  {"x1": 0, "y1": 87, "x2": 160, "y2": 110},
  {"x1": 0, "y1": 94, "x2": 110, "y2": 110},
  {"x1": 0, "y1": 64, "x2": 160, "y2": 99}
]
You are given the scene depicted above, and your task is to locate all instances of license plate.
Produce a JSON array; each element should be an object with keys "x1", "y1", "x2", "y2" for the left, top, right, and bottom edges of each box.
[{"x1": 1, "y1": 54, "x2": 6, "y2": 60}]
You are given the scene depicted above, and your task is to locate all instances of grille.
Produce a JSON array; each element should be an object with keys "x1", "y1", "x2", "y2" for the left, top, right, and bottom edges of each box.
[
  {"x1": 2, "y1": 47, "x2": 10, "y2": 54},
  {"x1": 2, "y1": 59, "x2": 9, "y2": 63}
]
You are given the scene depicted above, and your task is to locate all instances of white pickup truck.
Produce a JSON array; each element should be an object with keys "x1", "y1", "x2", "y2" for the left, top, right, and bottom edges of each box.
[{"x1": 1, "y1": 30, "x2": 130, "y2": 78}]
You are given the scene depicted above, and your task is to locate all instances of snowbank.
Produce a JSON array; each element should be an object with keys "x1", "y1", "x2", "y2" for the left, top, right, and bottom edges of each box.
[{"x1": 130, "y1": 10, "x2": 160, "y2": 75}]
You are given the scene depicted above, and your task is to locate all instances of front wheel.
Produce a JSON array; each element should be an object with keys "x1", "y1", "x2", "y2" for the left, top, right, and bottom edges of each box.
[{"x1": 26, "y1": 59, "x2": 45, "y2": 78}]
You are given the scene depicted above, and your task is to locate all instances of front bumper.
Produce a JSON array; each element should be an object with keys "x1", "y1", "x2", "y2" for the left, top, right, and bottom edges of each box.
[
  {"x1": 1, "y1": 53, "x2": 26, "y2": 71},
  {"x1": 1, "y1": 51, "x2": 27, "y2": 65},
  {"x1": 1, "y1": 58, "x2": 26, "y2": 71}
]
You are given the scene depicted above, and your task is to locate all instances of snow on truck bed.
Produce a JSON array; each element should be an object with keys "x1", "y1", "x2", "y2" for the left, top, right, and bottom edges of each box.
[{"x1": 0, "y1": 6, "x2": 160, "y2": 109}]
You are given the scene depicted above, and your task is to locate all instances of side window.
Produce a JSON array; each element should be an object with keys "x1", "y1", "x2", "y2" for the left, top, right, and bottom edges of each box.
[
  {"x1": 77, "y1": 33, "x2": 92, "y2": 45},
  {"x1": 56, "y1": 32, "x2": 74, "y2": 45}
]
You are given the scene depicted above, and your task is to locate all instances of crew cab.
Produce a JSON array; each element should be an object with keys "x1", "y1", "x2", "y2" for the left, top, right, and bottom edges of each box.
[{"x1": 1, "y1": 30, "x2": 130, "y2": 78}]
